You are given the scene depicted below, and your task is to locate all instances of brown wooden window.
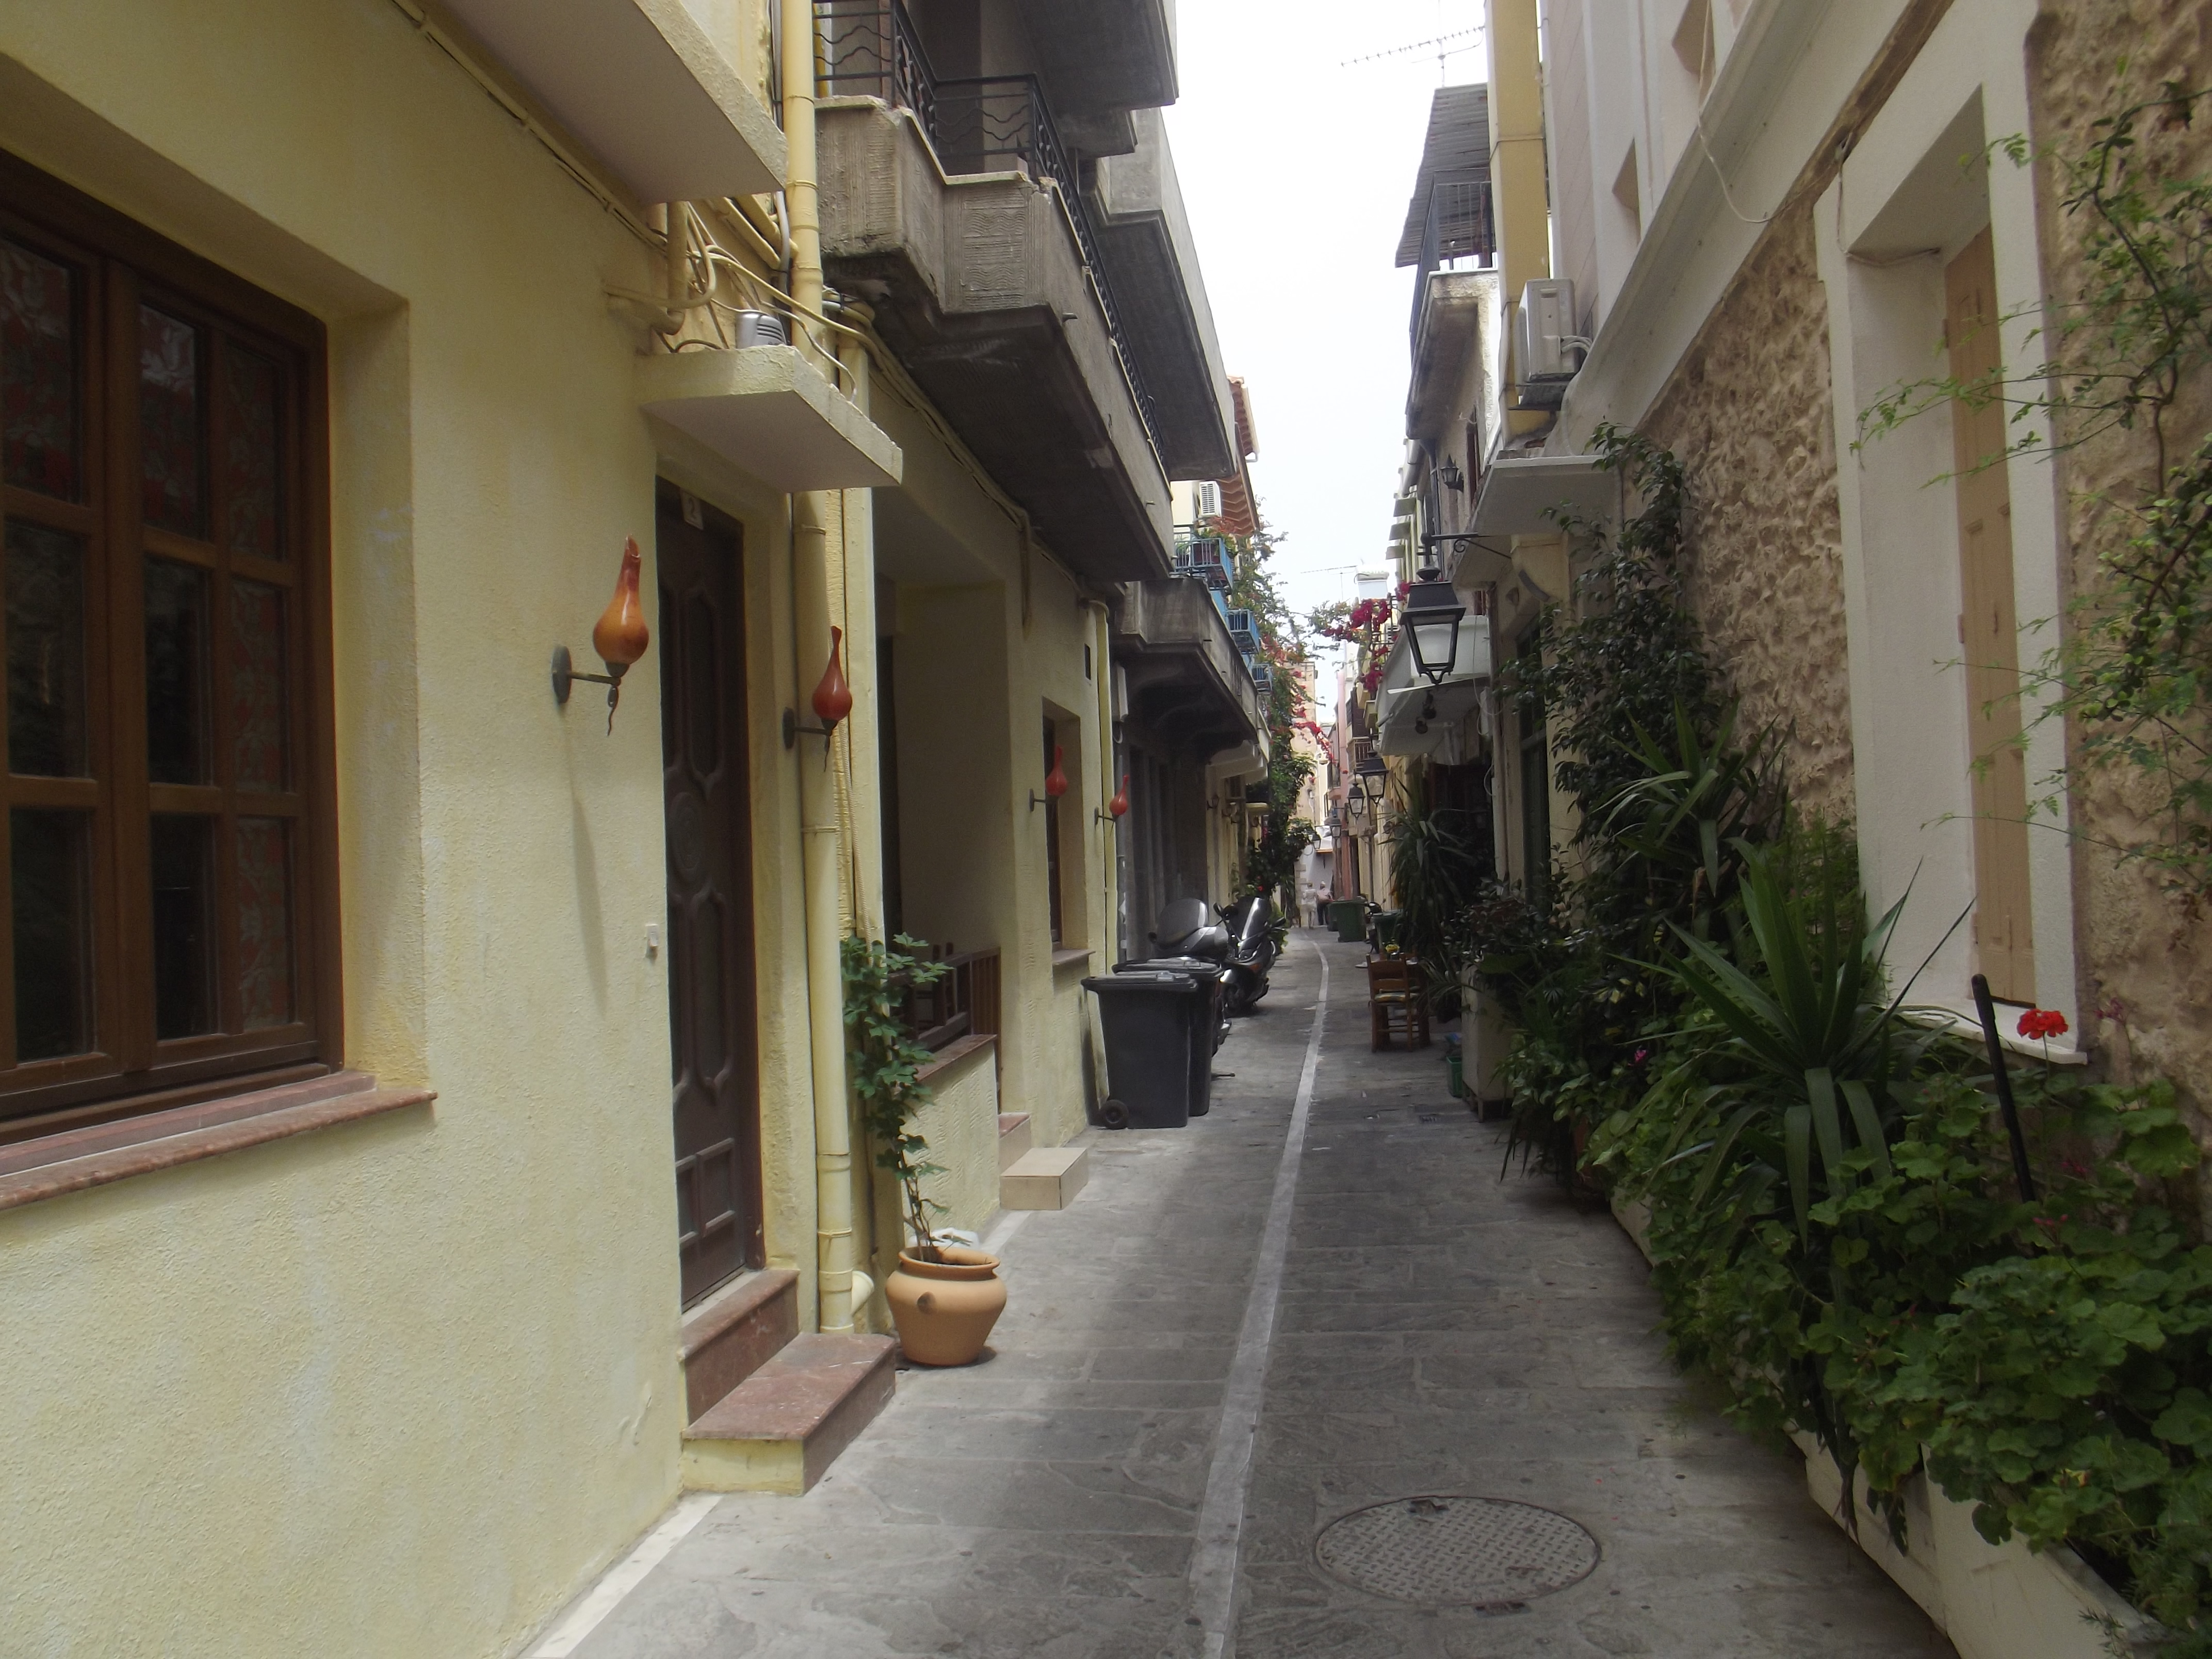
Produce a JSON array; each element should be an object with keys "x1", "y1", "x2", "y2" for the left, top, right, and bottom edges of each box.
[{"x1": 0, "y1": 153, "x2": 336, "y2": 1137}]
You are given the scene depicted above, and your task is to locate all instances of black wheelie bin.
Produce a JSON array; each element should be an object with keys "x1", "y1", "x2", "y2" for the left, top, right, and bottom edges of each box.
[
  {"x1": 1114, "y1": 955, "x2": 1225, "y2": 1116},
  {"x1": 1083, "y1": 970, "x2": 1207, "y2": 1129}
]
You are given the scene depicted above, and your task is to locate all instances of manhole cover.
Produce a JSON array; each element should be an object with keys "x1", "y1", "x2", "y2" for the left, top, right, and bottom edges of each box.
[{"x1": 1313, "y1": 1495, "x2": 1599, "y2": 1605}]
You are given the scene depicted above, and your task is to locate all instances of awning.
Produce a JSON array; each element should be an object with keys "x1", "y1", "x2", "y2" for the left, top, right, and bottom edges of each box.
[{"x1": 1375, "y1": 617, "x2": 1492, "y2": 763}]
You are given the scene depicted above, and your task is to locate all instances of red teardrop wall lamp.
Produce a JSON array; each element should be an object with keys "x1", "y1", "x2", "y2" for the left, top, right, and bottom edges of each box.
[
  {"x1": 1030, "y1": 744, "x2": 1068, "y2": 811},
  {"x1": 784, "y1": 625, "x2": 854, "y2": 749},
  {"x1": 1096, "y1": 773, "x2": 1128, "y2": 825},
  {"x1": 552, "y1": 536, "x2": 650, "y2": 733}
]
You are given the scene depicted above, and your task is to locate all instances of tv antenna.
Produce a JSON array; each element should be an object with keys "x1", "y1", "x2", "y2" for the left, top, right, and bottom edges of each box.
[{"x1": 1339, "y1": 27, "x2": 1484, "y2": 73}]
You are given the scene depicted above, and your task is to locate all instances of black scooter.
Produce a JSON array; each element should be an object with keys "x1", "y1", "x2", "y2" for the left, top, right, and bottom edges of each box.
[{"x1": 1216, "y1": 893, "x2": 1279, "y2": 1015}]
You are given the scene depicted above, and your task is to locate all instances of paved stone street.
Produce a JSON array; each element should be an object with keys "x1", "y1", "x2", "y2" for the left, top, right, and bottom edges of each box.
[{"x1": 568, "y1": 934, "x2": 1952, "y2": 1658}]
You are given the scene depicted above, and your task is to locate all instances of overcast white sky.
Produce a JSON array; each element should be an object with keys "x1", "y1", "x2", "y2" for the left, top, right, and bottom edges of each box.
[{"x1": 1164, "y1": 0, "x2": 1486, "y2": 629}]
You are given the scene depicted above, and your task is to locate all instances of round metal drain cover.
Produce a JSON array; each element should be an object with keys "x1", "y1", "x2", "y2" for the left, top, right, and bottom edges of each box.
[{"x1": 1313, "y1": 1495, "x2": 1599, "y2": 1605}]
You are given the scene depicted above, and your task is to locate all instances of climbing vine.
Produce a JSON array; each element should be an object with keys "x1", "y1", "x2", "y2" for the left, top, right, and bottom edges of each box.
[
  {"x1": 1227, "y1": 523, "x2": 1320, "y2": 902},
  {"x1": 841, "y1": 934, "x2": 950, "y2": 1258}
]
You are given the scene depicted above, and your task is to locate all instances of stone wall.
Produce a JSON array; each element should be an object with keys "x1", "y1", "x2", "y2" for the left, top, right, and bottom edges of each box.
[
  {"x1": 1641, "y1": 204, "x2": 1858, "y2": 825},
  {"x1": 2028, "y1": 3, "x2": 2212, "y2": 1143}
]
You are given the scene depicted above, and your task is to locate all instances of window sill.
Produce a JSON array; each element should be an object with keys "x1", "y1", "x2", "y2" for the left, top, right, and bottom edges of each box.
[
  {"x1": 0, "y1": 1071, "x2": 435, "y2": 1213},
  {"x1": 915, "y1": 1033, "x2": 996, "y2": 1086},
  {"x1": 1907, "y1": 1004, "x2": 2090, "y2": 1066},
  {"x1": 1051, "y1": 947, "x2": 1094, "y2": 973}
]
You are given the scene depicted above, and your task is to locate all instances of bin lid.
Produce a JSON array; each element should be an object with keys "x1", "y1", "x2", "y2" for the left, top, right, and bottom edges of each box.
[
  {"x1": 1114, "y1": 956, "x2": 1224, "y2": 977},
  {"x1": 1083, "y1": 972, "x2": 1201, "y2": 995}
]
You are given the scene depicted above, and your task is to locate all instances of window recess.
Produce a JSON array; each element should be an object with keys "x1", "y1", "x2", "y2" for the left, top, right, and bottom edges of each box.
[{"x1": 0, "y1": 151, "x2": 337, "y2": 1135}]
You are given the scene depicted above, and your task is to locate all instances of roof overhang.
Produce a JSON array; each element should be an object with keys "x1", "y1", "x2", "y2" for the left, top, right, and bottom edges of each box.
[
  {"x1": 639, "y1": 347, "x2": 903, "y2": 491},
  {"x1": 441, "y1": 0, "x2": 785, "y2": 202}
]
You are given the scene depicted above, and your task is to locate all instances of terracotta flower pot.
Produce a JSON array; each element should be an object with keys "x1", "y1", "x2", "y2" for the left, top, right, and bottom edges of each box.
[{"x1": 885, "y1": 1246, "x2": 1006, "y2": 1367}]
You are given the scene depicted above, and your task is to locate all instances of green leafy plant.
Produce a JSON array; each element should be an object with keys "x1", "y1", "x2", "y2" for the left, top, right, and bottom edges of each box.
[
  {"x1": 842, "y1": 933, "x2": 951, "y2": 1259},
  {"x1": 1384, "y1": 767, "x2": 1486, "y2": 998},
  {"x1": 1226, "y1": 523, "x2": 1321, "y2": 906},
  {"x1": 1661, "y1": 842, "x2": 1932, "y2": 1243}
]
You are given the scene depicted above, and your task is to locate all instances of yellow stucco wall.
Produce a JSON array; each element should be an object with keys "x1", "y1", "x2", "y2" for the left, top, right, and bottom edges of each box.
[
  {"x1": 0, "y1": 0, "x2": 707, "y2": 1651},
  {"x1": 870, "y1": 380, "x2": 1109, "y2": 1165},
  {"x1": 913, "y1": 1042, "x2": 1002, "y2": 1237}
]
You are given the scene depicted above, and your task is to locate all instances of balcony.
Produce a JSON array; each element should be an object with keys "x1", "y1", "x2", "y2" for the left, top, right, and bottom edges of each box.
[
  {"x1": 1112, "y1": 580, "x2": 1263, "y2": 761},
  {"x1": 815, "y1": 0, "x2": 1175, "y2": 582},
  {"x1": 1091, "y1": 110, "x2": 1237, "y2": 480},
  {"x1": 441, "y1": 0, "x2": 784, "y2": 201}
]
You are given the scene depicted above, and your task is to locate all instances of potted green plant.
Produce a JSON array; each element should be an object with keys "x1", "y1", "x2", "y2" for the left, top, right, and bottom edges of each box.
[{"x1": 842, "y1": 934, "x2": 1006, "y2": 1366}]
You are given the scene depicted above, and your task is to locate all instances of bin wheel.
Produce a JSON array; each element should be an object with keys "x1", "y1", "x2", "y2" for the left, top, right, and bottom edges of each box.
[{"x1": 1099, "y1": 1098, "x2": 1132, "y2": 1130}]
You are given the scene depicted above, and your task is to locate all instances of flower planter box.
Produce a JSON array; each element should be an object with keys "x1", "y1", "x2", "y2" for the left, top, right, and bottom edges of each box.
[
  {"x1": 1796, "y1": 1438, "x2": 2157, "y2": 1659},
  {"x1": 1455, "y1": 970, "x2": 1515, "y2": 1115},
  {"x1": 1606, "y1": 1201, "x2": 2157, "y2": 1656}
]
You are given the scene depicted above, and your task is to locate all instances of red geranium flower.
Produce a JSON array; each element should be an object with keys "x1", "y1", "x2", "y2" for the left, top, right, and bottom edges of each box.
[{"x1": 2016, "y1": 1008, "x2": 2070, "y2": 1041}]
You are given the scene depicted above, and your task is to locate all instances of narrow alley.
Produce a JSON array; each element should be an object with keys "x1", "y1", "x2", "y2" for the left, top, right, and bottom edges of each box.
[{"x1": 559, "y1": 936, "x2": 1948, "y2": 1659}]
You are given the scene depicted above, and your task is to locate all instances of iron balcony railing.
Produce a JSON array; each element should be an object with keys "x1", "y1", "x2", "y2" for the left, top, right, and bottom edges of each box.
[
  {"x1": 1408, "y1": 174, "x2": 1497, "y2": 353},
  {"x1": 815, "y1": 0, "x2": 1163, "y2": 461}
]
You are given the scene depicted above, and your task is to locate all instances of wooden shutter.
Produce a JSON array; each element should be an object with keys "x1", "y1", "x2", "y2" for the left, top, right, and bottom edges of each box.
[{"x1": 1945, "y1": 227, "x2": 2035, "y2": 1002}]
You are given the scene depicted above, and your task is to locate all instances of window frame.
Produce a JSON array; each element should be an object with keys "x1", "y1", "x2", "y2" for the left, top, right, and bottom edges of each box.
[{"x1": 0, "y1": 150, "x2": 339, "y2": 1141}]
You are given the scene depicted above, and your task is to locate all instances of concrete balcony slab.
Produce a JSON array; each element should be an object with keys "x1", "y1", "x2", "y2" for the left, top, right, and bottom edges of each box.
[
  {"x1": 1113, "y1": 579, "x2": 1264, "y2": 760},
  {"x1": 638, "y1": 345, "x2": 903, "y2": 492},
  {"x1": 817, "y1": 98, "x2": 1173, "y2": 583},
  {"x1": 441, "y1": 0, "x2": 784, "y2": 201}
]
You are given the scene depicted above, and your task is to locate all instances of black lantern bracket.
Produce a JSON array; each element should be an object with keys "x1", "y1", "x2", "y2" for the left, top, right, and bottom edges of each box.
[{"x1": 782, "y1": 708, "x2": 840, "y2": 749}]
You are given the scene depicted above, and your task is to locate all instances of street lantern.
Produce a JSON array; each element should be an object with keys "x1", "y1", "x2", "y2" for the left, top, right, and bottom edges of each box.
[
  {"x1": 1355, "y1": 754, "x2": 1386, "y2": 808},
  {"x1": 1403, "y1": 565, "x2": 1467, "y2": 686}
]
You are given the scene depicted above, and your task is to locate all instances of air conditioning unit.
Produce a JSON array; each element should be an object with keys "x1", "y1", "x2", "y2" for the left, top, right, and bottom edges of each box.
[
  {"x1": 1226, "y1": 608, "x2": 1259, "y2": 652},
  {"x1": 1250, "y1": 662, "x2": 1274, "y2": 693},
  {"x1": 1195, "y1": 480, "x2": 1223, "y2": 519},
  {"x1": 1516, "y1": 278, "x2": 1583, "y2": 382}
]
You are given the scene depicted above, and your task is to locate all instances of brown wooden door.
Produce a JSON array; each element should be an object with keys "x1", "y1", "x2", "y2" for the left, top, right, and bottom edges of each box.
[
  {"x1": 1945, "y1": 228, "x2": 2036, "y2": 1003},
  {"x1": 656, "y1": 484, "x2": 761, "y2": 1305}
]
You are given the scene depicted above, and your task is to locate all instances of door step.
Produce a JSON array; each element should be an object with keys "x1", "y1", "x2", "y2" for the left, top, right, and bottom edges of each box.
[
  {"x1": 1000, "y1": 1144, "x2": 1088, "y2": 1211},
  {"x1": 679, "y1": 1269, "x2": 799, "y2": 1422},
  {"x1": 682, "y1": 1332, "x2": 898, "y2": 1494},
  {"x1": 996, "y1": 1111, "x2": 1032, "y2": 1172}
]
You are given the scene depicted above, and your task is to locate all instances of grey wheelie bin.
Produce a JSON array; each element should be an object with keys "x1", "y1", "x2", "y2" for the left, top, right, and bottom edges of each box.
[
  {"x1": 1084, "y1": 970, "x2": 1207, "y2": 1129},
  {"x1": 1113, "y1": 955, "x2": 1225, "y2": 1116}
]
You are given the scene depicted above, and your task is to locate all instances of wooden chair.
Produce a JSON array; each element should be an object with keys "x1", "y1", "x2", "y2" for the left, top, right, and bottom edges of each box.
[{"x1": 1367, "y1": 954, "x2": 1431, "y2": 1051}]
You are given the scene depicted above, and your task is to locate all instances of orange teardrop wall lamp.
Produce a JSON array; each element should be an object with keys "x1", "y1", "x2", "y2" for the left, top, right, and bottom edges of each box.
[
  {"x1": 1030, "y1": 745, "x2": 1068, "y2": 812},
  {"x1": 1095, "y1": 774, "x2": 1128, "y2": 825},
  {"x1": 784, "y1": 626, "x2": 853, "y2": 750},
  {"x1": 552, "y1": 536, "x2": 650, "y2": 733}
]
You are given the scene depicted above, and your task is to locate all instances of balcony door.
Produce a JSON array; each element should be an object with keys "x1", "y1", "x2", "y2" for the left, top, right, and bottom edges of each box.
[{"x1": 656, "y1": 484, "x2": 761, "y2": 1305}]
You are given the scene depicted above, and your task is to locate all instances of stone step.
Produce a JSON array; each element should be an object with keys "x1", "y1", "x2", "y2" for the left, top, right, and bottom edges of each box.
[
  {"x1": 1000, "y1": 1144, "x2": 1088, "y2": 1211},
  {"x1": 679, "y1": 1268, "x2": 800, "y2": 1424},
  {"x1": 681, "y1": 1332, "x2": 899, "y2": 1495},
  {"x1": 996, "y1": 1111, "x2": 1033, "y2": 1172}
]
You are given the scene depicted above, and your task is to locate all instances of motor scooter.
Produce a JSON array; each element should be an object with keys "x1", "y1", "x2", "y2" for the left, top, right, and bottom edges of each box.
[
  {"x1": 1137, "y1": 899, "x2": 1232, "y2": 1051},
  {"x1": 1215, "y1": 893, "x2": 1278, "y2": 1015}
]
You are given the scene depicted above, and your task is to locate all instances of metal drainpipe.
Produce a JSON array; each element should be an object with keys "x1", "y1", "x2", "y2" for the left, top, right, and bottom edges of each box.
[{"x1": 781, "y1": 0, "x2": 858, "y2": 1335}]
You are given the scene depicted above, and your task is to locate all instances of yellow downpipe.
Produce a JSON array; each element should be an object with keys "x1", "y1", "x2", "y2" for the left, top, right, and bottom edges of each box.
[{"x1": 782, "y1": 0, "x2": 856, "y2": 1335}]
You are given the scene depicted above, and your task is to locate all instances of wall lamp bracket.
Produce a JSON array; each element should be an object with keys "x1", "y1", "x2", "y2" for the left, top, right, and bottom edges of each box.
[
  {"x1": 550, "y1": 644, "x2": 627, "y2": 705},
  {"x1": 553, "y1": 535, "x2": 649, "y2": 734},
  {"x1": 782, "y1": 708, "x2": 839, "y2": 749}
]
